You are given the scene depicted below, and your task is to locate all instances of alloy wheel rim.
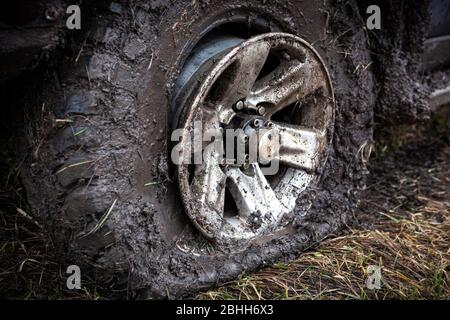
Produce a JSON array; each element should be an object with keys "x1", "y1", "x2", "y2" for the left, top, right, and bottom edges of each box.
[{"x1": 173, "y1": 32, "x2": 334, "y2": 243}]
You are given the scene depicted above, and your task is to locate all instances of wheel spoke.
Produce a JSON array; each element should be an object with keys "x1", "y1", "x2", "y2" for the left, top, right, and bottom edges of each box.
[
  {"x1": 190, "y1": 143, "x2": 226, "y2": 232},
  {"x1": 217, "y1": 41, "x2": 271, "y2": 108},
  {"x1": 272, "y1": 122, "x2": 325, "y2": 171},
  {"x1": 274, "y1": 168, "x2": 313, "y2": 212},
  {"x1": 246, "y1": 55, "x2": 325, "y2": 116},
  {"x1": 226, "y1": 164, "x2": 284, "y2": 223}
]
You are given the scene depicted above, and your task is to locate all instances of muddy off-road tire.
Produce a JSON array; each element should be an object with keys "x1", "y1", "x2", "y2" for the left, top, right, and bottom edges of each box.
[{"x1": 20, "y1": 0, "x2": 375, "y2": 297}]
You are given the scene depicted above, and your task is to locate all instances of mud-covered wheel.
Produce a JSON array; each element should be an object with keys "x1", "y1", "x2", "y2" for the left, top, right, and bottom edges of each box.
[
  {"x1": 174, "y1": 33, "x2": 334, "y2": 243},
  {"x1": 20, "y1": 0, "x2": 375, "y2": 297}
]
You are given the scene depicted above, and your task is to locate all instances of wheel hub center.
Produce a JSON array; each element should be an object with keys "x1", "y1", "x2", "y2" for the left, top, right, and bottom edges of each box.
[{"x1": 223, "y1": 114, "x2": 277, "y2": 168}]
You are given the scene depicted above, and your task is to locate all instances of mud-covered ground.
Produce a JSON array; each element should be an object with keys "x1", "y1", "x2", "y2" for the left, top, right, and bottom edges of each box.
[{"x1": 1, "y1": 108, "x2": 448, "y2": 299}]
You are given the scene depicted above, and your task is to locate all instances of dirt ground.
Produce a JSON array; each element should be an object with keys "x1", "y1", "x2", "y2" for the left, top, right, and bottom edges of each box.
[{"x1": 0, "y1": 108, "x2": 448, "y2": 299}]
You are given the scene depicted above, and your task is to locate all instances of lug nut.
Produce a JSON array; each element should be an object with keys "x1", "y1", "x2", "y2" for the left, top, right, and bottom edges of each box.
[
  {"x1": 264, "y1": 120, "x2": 273, "y2": 128},
  {"x1": 253, "y1": 119, "x2": 264, "y2": 128},
  {"x1": 257, "y1": 106, "x2": 266, "y2": 115},
  {"x1": 234, "y1": 100, "x2": 245, "y2": 111}
]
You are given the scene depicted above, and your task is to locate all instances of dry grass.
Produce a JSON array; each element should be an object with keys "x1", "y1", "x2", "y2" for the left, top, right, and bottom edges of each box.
[{"x1": 198, "y1": 208, "x2": 449, "y2": 300}]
